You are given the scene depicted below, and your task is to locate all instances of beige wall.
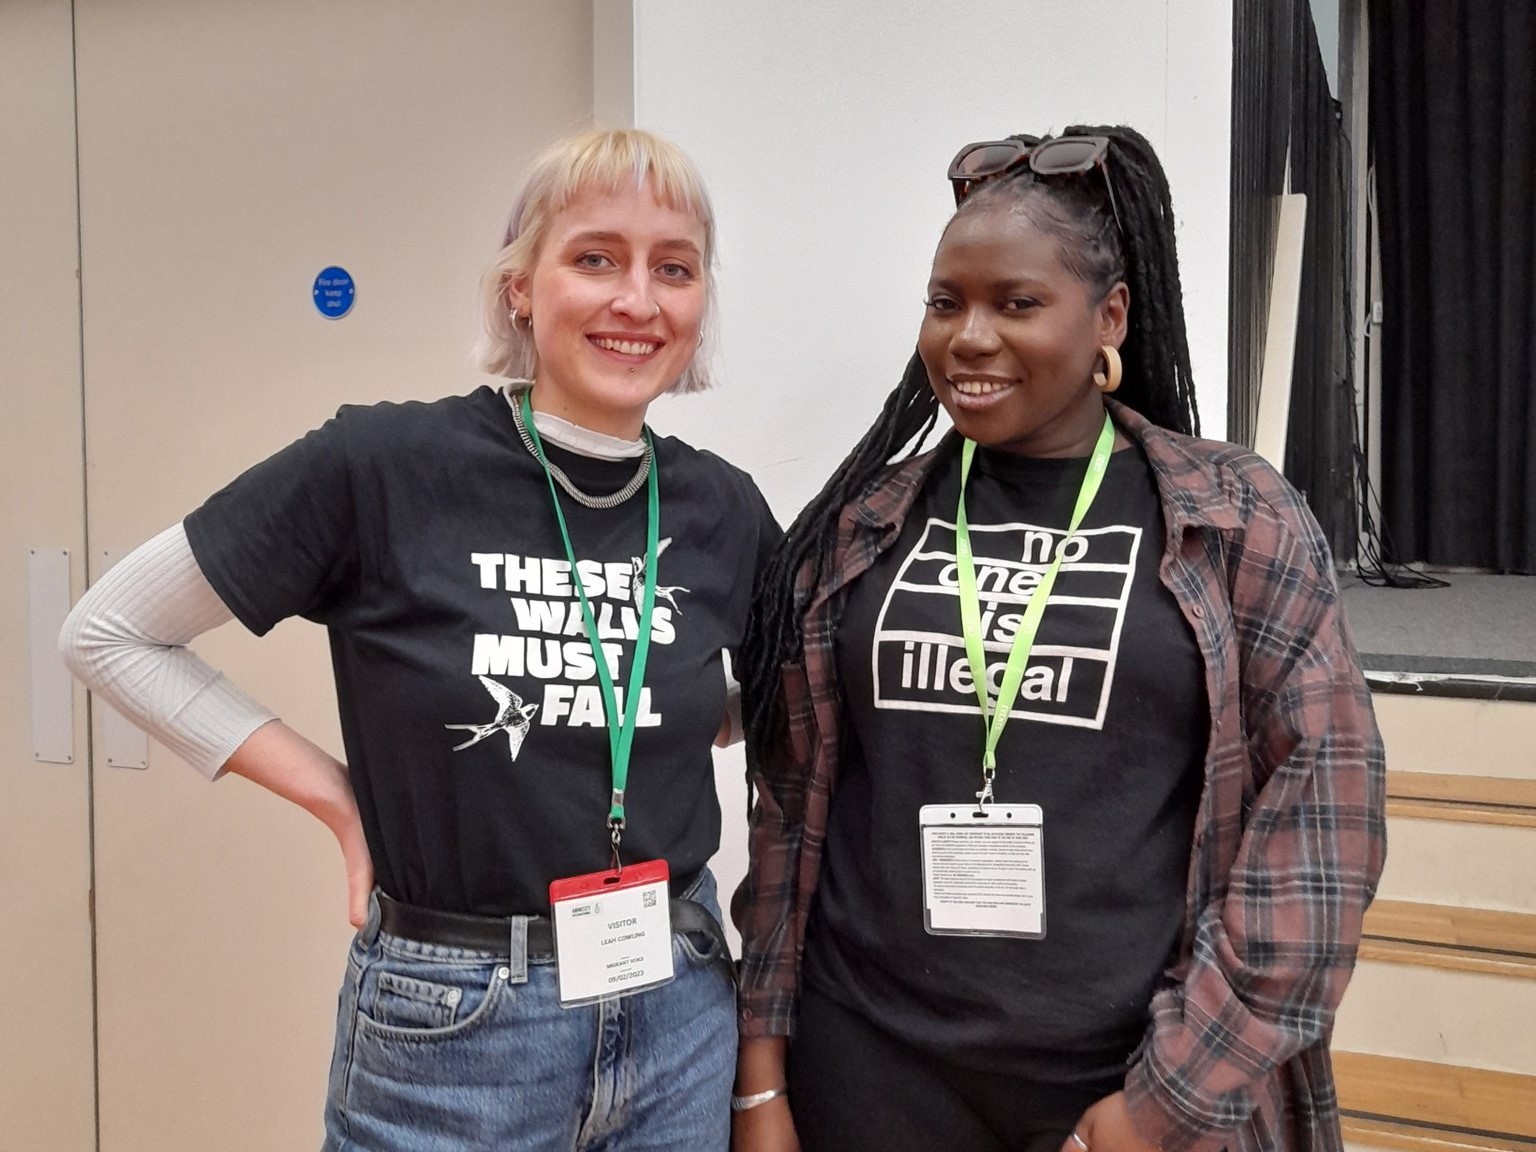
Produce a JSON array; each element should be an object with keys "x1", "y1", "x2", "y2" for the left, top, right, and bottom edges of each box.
[
  {"x1": 0, "y1": 1, "x2": 97, "y2": 1149},
  {"x1": 2, "y1": 2, "x2": 593, "y2": 1147}
]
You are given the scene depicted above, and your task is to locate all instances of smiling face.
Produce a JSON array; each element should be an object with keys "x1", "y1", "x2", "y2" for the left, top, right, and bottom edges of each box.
[
  {"x1": 507, "y1": 181, "x2": 708, "y2": 438},
  {"x1": 919, "y1": 198, "x2": 1128, "y2": 458}
]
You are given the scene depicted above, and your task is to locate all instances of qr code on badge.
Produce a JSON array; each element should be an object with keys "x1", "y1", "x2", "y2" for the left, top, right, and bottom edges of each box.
[{"x1": 642, "y1": 890, "x2": 658, "y2": 909}]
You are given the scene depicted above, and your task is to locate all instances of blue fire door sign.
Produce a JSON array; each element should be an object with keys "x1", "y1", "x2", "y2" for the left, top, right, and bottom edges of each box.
[{"x1": 313, "y1": 266, "x2": 356, "y2": 319}]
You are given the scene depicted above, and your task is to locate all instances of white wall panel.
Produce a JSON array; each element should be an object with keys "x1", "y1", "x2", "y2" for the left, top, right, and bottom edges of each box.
[{"x1": 628, "y1": 0, "x2": 1233, "y2": 936}]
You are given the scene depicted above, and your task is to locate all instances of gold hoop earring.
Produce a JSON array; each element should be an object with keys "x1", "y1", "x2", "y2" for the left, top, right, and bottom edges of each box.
[{"x1": 1093, "y1": 345, "x2": 1122, "y2": 393}]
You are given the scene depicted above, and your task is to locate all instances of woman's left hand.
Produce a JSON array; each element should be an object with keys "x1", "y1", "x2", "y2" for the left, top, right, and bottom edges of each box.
[{"x1": 1060, "y1": 1091, "x2": 1159, "y2": 1152}]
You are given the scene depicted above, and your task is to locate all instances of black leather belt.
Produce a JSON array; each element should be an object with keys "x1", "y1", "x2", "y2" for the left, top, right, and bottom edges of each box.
[{"x1": 377, "y1": 891, "x2": 733, "y2": 977}]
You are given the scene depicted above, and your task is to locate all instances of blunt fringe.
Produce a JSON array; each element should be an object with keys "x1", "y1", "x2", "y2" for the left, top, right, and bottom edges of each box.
[{"x1": 474, "y1": 128, "x2": 719, "y2": 393}]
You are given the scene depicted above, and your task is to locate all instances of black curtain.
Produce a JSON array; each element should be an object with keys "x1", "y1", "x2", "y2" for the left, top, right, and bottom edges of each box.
[
  {"x1": 1284, "y1": 6, "x2": 1355, "y2": 562},
  {"x1": 1228, "y1": 0, "x2": 1355, "y2": 561},
  {"x1": 1371, "y1": 1, "x2": 1536, "y2": 572}
]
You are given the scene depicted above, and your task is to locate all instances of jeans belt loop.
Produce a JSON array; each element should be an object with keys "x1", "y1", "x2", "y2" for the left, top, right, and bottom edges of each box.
[
  {"x1": 506, "y1": 915, "x2": 531, "y2": 985},
  {"x1": 360, "y1": 888, "x2": 383, "y2": 949}
]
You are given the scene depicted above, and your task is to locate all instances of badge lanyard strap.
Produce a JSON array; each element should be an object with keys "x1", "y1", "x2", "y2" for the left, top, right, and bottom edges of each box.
[
  {"x1": 955, "y1": 413, "x2": 1115, "y2": 807},
  {"x1": 520, "y1": 391, "x2": 658, "y2": 866}
]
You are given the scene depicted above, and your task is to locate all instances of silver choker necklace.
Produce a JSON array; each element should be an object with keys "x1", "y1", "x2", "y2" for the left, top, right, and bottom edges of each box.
[{"x1": 512, "y1": 392, "x2": 652, "y2": 510}]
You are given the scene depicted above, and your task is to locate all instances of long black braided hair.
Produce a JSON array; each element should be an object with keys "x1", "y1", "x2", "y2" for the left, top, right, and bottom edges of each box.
[{"x1": 741, "y1": 124, "x2": 1200, "y2": 766}]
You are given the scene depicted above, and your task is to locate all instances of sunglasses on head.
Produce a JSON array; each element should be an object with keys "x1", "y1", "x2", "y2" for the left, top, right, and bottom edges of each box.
[{"x1": 947, "y1": 135, "x2": 1123, "y2": 237}]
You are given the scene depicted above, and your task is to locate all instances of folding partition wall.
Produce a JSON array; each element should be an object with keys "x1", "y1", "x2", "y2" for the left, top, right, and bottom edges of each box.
[{"x1": 2, "y1": 4, "x2": 591, "y2": 1147}]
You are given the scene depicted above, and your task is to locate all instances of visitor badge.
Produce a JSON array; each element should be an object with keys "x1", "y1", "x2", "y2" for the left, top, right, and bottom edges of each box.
[
  {"x1": 550, "y1": 859, "x2": 674, "y2": 1006},
  {"x1": 918, "y1": 804, "x2": 1045, "y2": 938}
]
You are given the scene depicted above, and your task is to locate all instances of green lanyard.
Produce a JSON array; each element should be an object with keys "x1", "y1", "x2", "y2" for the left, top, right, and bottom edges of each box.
[
  {"x1": 954, "y1": 413, "x2": 1115, "y2": 806},
  {"x1": 520, "y1": 391, "x2": 658, "y2": 855}
]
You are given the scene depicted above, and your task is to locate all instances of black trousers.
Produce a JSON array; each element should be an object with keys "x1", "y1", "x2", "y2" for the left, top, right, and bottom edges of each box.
[{"x1": 788, "y1": 987, "x2": 1124, "y2": 1152}]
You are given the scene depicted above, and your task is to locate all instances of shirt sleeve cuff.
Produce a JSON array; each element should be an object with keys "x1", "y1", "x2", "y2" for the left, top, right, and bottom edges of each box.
[
  {"x1": 1122, "y1": 1057, "x2": 1236, "y2": 1152},
  {"x1": 167, "y1": 678, "x2": 279, "y2": 781},
  {"x1": 736, "y1": 986, "x2": 796, "y2": 1040}
]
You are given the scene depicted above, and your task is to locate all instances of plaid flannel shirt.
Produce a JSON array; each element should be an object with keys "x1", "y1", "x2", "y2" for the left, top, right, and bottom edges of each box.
[{"x1": 732, "y1": 400, "x2": 1386, "y2": 1152}]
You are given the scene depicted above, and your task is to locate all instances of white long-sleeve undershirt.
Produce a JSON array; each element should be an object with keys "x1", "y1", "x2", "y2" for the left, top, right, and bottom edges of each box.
[
  {"x1": 56, "y1": 387, "x2": 741, "y2": 780},
  {"x1": 57, "y1": 522, "x2": 274, "y2": 780}
]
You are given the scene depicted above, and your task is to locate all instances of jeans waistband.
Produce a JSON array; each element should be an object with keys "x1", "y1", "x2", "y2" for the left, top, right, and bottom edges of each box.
[{"x1": 369, "y1": 868, "x2": 729, "y2": 979}]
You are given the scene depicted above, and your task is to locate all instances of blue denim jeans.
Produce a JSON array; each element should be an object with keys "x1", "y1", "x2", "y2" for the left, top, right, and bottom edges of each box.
[{"x1": 322, "y1": 870, "x2": 735, "y2": 1151}]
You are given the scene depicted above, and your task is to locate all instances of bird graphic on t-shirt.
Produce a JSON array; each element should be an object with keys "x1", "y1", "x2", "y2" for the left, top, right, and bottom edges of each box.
[
  {"x1": 632, "y1": 536, "x2": 689, "y2": 614},
  {"x1": 444, "y1": 676, "x2": 539, "y2": 760}
]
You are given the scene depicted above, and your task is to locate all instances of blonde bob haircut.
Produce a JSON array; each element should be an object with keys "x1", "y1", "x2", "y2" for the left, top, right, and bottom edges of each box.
[{"x1": 475, "y1": 128, "x2": 718, "y2": 393}]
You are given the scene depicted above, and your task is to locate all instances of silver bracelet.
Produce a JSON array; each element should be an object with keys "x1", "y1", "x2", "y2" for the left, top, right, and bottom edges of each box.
[{"x1": 730, "y1": 1085, "x2": 787, "y2": 1112}]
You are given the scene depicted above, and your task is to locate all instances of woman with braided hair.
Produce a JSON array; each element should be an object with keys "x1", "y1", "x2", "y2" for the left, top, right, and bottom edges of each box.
[{"x1": 730, "y1": 126, "x2": 1384, "y2": 1152}]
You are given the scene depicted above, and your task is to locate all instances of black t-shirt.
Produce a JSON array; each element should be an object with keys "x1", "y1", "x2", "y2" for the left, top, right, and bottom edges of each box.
[
  {"x1": 803, "y1": 439, "x2": 1206, "y2": 1081},
  {"x1": 184, "y1": 385, "x2": 778, "y2": 915}
]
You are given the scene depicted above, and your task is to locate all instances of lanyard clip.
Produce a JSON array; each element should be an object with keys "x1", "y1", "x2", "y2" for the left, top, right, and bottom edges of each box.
[
  {"x1": 608, "y1": 816, "x2": 624, "y2": 874},
  {"x1": 975, "y1": 757, "x2": 997, "y2": 809}
]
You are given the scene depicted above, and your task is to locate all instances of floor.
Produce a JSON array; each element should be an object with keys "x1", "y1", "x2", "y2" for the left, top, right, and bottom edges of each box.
[{"x1": 1337, "y1": 572, "x2": 1536, "y2": 699}]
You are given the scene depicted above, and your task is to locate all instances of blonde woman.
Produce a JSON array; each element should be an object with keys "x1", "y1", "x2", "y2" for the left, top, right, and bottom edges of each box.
[{"x1": 61, "y1": 129, "x2": 777, "y2": 1151}]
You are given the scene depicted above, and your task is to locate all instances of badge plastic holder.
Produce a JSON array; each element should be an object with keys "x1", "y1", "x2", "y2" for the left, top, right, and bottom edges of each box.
[
  {"x1": 549, "y1": 858, "x2": 675, "y2": 1007},
  {"x1": 918, "y1": 803, "x2": 1046, "y2": 939}
]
